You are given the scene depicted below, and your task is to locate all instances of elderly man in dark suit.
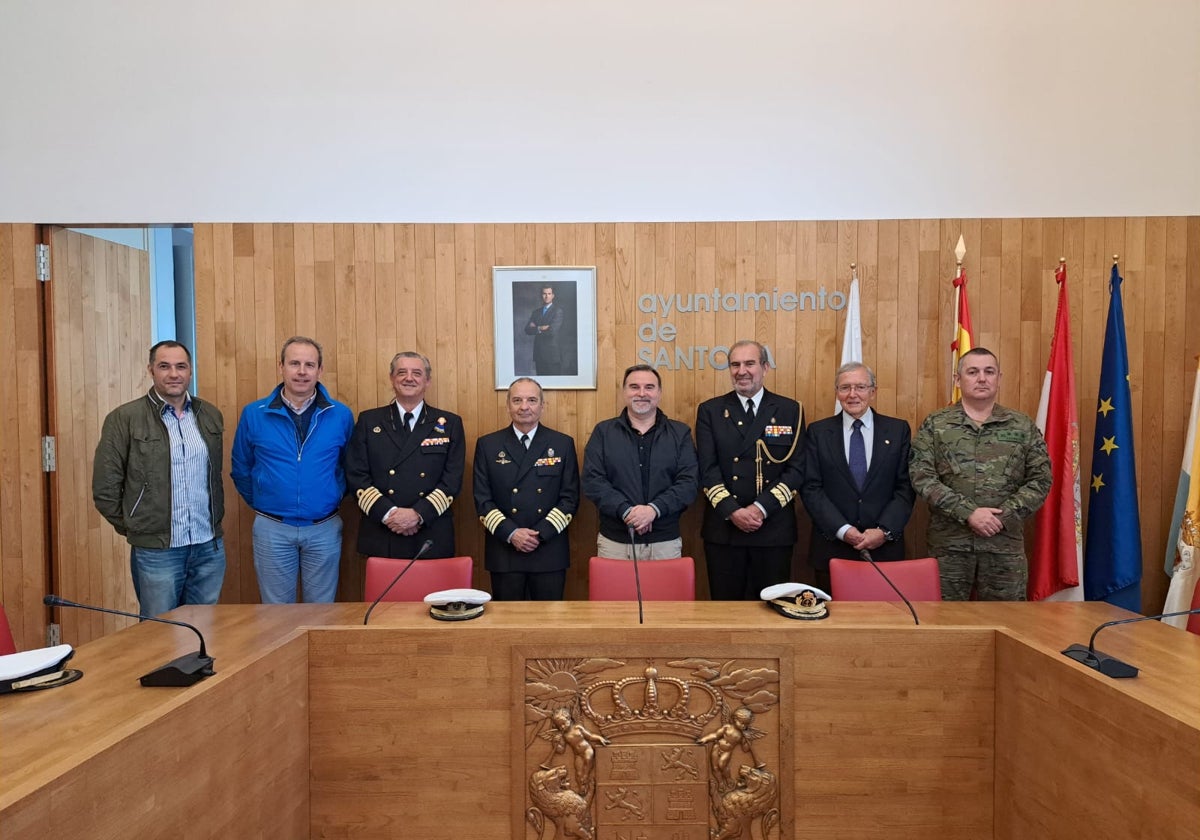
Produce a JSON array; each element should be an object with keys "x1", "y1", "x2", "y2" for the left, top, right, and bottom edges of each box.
[
  {"x1": 474, "y1": 378, "x2": 579, "y2": 600},
  {"x1": 799, "y1": 362, "x2": 915, "y2": 593},
  {"x1": 696, "y1": 340, "x2": 806, "y2": 600}
]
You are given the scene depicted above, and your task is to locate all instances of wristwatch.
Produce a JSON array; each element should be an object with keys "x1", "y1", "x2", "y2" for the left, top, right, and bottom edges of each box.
[{"x1": 881, "y1": 529, "x2": 897, "y2": 542}]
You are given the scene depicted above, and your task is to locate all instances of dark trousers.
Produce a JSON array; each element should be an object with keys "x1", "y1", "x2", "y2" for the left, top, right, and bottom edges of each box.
[
  {"x1": 490, "y1": 570, "x2": 566, "y2": 601},
  {"x1": 703, "y1": 543, "x2": 793, "y2": 601}
]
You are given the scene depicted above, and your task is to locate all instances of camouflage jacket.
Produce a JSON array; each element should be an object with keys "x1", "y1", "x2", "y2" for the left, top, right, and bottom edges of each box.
[{"x1": 909, "y1": 403, "x2": 1051, "y2": 552}]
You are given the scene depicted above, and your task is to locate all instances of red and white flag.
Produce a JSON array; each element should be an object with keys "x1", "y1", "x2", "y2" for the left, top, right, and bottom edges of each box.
[{"x1": 1030, "y1": 262, "x2": 1082, "y2": 601}]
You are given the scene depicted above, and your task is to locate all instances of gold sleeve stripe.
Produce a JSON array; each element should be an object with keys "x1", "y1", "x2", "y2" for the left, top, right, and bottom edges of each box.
[
  {"x1": 769, "y1": 484, "x2": 795, "y2": 507},
  {"x1": 704, "y1": 485, "x2": 732, "y2": 507},
  {"x1": 482, "y1": 510, "x2": 506, "y2": 534},
  {"x1": 427, "y1": 489, "x2": 452, "y2": 516},
  {"x1": 546, "y1": 508, "x2": 572, "y2": 533},
  {"x1": 356, "y1": 487, "x2": 383, "y2": 514}
]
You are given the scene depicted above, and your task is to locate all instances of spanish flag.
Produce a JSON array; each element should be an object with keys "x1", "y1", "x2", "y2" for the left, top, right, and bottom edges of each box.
[{"x1": 950, "y1": 268, "x2": 973, "y2": 403}]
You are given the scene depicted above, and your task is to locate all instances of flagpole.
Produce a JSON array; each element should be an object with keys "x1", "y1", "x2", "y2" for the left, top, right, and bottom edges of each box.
[{"x1": 950, "y1": 235, "x2": 968, "y2": 403}]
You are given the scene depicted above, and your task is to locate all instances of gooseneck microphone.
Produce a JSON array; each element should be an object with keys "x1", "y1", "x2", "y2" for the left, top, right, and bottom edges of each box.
[
  {"x1": 363, "y1": 538, "x2": 435, "y2": 625},
  {"x1": 627, "y1": 524, "x2": 645, "y2": 625},
  {"x1": 1061, "y1": 607, "x2": 1200, "y2": 678},
  {"x1": 43, "y1": 594, "x2": 215, "y2": 687},
  {"x1": 859, "y1": 549, "x2": 920, "y2": 625}
]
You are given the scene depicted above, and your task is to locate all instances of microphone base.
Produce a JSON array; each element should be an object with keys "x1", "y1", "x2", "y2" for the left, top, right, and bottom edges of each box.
[
  {"x1": 140, "y1": 652, "x2": 216, "y2": 687},
  {"x1": 1061, "y1": 644, "x2": 1138, "y2": 679}
]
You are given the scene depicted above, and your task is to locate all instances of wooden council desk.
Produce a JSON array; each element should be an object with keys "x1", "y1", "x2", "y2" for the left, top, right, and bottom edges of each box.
[{"x1": 1, "y1": 601, "x2": 1197, "y2": 839}]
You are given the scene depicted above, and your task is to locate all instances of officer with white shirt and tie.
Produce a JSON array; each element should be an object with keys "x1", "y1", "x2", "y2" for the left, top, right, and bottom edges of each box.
[
  {"x1": 799, "y1": 362, "x2": 915, "y2": 593},
  {"x1": 345, "y1": 351, "x2": 465, "y2": 560},
  {"x1": 473, "y1": 378, "x2": 579, "y2": 600}
]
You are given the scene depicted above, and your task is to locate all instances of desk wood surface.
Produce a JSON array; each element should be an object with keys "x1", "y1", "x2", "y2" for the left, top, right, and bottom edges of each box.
[{"x1": 2, "y1": 601, "x2": 1198, "y2": 839}]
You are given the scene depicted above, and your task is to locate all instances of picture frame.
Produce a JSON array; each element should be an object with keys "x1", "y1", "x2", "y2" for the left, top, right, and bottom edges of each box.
[{"x1": 493, "y1": 266, "x2": 597, "y2": 390}]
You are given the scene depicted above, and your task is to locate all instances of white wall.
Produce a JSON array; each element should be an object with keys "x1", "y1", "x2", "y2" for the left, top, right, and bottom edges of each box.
[{"x1": 1, "y1": 0, "x2": 1196, "y2": 222}]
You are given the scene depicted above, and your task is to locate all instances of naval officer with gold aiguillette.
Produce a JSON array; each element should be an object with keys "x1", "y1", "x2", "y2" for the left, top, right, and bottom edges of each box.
[{"x1": 696, "y1": 339, "x2": 806, "y2": 600}]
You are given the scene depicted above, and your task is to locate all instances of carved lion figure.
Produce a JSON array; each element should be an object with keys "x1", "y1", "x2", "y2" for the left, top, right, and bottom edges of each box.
[
  {"x1": 712, "y1": 764, "x2": 780, "y2": 840},
  {"x1": 527, "y1": 765, "x2": 594, "y2": 840}
]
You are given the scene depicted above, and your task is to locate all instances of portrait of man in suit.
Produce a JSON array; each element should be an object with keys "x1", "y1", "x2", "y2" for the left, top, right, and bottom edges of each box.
[
  {"x1": 799, "y1": 361, "x2": 915, "y2": 593},
  {"x1": 523, "y1": 284, "x2": 574, "y2": 376}
]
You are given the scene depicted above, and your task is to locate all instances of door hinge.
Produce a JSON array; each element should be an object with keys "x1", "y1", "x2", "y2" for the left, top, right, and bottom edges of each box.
[
  {"x1": 42, "y1": 435, "x2": 56, "y2": 472},
  {"x1": 36, "y1": 243, "x2": 50, "y2": 282},
  {"x1": 47, "y1": 623, "x2": 62, "y2": 646}
]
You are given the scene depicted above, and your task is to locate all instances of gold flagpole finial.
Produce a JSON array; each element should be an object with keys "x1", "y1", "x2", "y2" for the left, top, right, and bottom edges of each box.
[
  {"x1": 1112, "y1": 254, "x2": 1120, "y2": 264},
  {"x1": 850, "y1": 262, "x2": 858, "y2": 281},
  {"x1": 1059, "y1": 257, "x2": 1066, "y2": 265}
]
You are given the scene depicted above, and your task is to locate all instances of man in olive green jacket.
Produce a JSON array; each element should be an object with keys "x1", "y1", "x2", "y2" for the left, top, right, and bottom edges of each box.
[{"x1": 92, "y1": 341, "x2": 226, "y2": 616}]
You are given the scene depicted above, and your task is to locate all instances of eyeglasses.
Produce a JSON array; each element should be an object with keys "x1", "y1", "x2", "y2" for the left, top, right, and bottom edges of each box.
[{"x1": 836, "y1": 384, "x2": 874, "y2": 394}]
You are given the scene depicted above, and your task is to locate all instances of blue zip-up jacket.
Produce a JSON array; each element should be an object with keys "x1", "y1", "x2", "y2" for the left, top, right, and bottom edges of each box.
[{"x1": 231, "y1": 383, "x2": 354, "y2": 524}]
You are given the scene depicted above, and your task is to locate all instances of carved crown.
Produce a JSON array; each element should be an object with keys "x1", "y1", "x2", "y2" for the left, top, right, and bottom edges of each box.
[{"x1": 582, "y1": 666, "x2": 723, "y2": 738}]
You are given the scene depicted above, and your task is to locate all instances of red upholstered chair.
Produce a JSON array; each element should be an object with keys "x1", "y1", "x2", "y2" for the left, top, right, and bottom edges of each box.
[
  {"x1": 1187, "y1": 576, "x2": 1200, "y2": 636},
  {"x1": 588, "y1": 556, "x2": 696, "y2": 601},
  {"x1": 0, "y1": 603, "x2": 17, "y2": 655},
  {"x1": 829, "y1": 557, "x2": 942, "y2": 601},
  {"x1": 363, "y1": 556, "x2": 473, "y2": 602}
]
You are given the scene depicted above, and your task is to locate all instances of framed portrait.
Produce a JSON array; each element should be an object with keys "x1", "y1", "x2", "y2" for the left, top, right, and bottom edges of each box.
[{"x1": 493, "y1": 266, "x2": 597, "y2": 390}]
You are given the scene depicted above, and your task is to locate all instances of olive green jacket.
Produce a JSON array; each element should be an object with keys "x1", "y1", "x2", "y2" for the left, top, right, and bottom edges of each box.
[{"x1": 92, "y1": 389, "x2": 225, "y2": 549}]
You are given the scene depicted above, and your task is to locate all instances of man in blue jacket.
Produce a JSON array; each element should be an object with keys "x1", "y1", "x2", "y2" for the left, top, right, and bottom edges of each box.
[
  {"x1": 231, "y1": 337, "x2": 354, "y2": 603},
  {"x1": 583, "y1": 364, "x2": 698, "y2": 559}
]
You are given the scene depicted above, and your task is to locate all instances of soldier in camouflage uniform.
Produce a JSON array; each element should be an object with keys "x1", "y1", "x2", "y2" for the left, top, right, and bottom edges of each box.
[{"x1": 909, "y1": 348, "x2": 1051, "y2": 600}]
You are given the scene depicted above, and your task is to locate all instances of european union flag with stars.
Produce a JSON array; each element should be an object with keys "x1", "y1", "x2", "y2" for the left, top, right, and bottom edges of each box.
[{"x1": 1083, "y1": 264, "x2": 1142, "y2": 610}]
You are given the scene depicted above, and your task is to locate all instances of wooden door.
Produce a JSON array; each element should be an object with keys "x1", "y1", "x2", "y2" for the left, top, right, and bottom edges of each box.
[
  {"x1": 0, "y1": 224, "x2": 49, "y2": 652},
  {"x1": 46, "y1": 228, "x2": 152, "y2": 645}
]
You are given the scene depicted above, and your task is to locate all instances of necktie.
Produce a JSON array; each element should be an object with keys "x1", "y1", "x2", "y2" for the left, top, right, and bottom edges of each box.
[
  {"x1": 520, "y1": 433, "x2": 530, "y2": 450},
  {"x1": 745, "y1": 399, "x2": 755, "y2": 421},
  {"x1": 849, "y1": 418, "x2": 867, "y2": 489},
  {"x1": 402, "y1": 411, "x2": 414, "y2": 433}
]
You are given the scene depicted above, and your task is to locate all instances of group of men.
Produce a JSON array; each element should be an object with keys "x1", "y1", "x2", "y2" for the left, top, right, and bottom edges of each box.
[{"x1": 93, "y1": 336, "x2": 1051, "y2": 616}]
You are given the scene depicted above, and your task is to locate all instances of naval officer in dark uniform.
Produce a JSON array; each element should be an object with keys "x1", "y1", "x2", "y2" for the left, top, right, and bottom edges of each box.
[
  {"x1": 474, "y1": 378, "x2": 579, "y2": 600},
  {"x1": 696, "y1": 340, "x2": 806, "y2": 599},
  {"x1": 344, "y1": 351, "x2": 465, "y2": 559}
]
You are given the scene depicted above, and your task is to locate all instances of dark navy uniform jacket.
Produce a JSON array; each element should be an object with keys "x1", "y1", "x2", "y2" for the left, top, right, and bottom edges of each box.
[
  {"x1": 344, "y1": 402, "x2": 465, "y2": 558},
  {"x1": 696, "y1": 389, "x2": 805, "y2": 547},
  {"x1": 473, "y1": 425, "x2": 579, "y2": 573}
]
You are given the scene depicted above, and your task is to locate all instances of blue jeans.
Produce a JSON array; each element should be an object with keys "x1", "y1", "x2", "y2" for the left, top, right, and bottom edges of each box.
[
  {"x1": 252, "y1": 514, "x2": 342, "y2": 603},
  {"x1": 130, "y1": 538, "x2": 226, "y2": 617}
]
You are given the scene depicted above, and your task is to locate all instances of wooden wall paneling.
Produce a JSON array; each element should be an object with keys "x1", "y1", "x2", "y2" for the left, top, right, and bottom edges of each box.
[
  {"x1": 856, "y1": 219, "x2": 879, "y2": 397},
  {"x1": 1141, "y1": 218, "x2": 1168, "y2": 611},
  {"x1": 875, "y1": 220, "x2": 900, "y2": 416},
  {"x1": 569, "y1": 223, "x2": 596, "y2": 436},
  {"x1": 272, "y1": 223, "x2": 297, "y2": 344},
  {"x1": 352, "y1": 224, "x2": 377, "y2": 410},
  {"x1": 372, "y1": 223, "x2": 398, "y2": 393},
  {"x1": 453, "y1": 223, "x2": 483, "y2": 577},
  {"x1": 895, "y1": 220, "x2": 921, "y2": 422},
  {"x1": 330, "y1": 224, "x2": 356, "y2": 408},
  {"x1": 655, "y1": 222, "x2": 676, "y2": 414},
  {"x1": 190, "y1": 219, "x2": 1197, "y2": 614},
  {"x1": 292, "y1": 223, "x2": 315, "y2": 338},
  {"x1": 1017, "y1": 219, "x2": 1044, "y2": 415}
]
